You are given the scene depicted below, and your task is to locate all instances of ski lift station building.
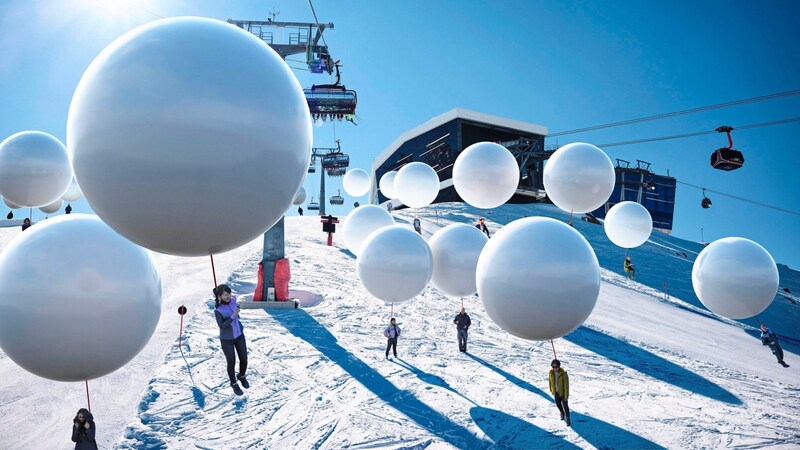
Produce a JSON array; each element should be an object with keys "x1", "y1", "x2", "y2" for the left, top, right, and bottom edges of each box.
[{"x1": 371, "y1": 108, "x2": 677, "y2": 233}]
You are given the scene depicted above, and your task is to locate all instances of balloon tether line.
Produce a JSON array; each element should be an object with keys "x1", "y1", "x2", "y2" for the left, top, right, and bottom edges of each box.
[
  {"x1": 210, "y1": 254, "x2": 218, "y2": 288},
  {"x1": 390, "y1": 302, "x2": 394, "y2": 319},
  {"x1": 85, "y1": 380, "x2": 91, "y2": 413},
  {"x1": 550, "y1": 340, "x2": 558, "y2": 360}
]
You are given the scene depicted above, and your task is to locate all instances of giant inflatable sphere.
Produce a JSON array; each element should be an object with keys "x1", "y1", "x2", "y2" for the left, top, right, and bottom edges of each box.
[
  {"x1": 3, "y1": 197, "x2": 22, "y2": 209},
  {"x1": 358, "y1": 225, "x2": 433, "y2": 303},
  {"x1": 543, "y1": 142, "x2": 615, "y2": 213},
  {"x1": 604, "y1": 201, "x2": 653, "y2": 248},
  {"x1": 61, "y1": 177, "x2": 83, "y2": 202},
  {"x1": 67, "y1": 17, "x2": 311, "y2": 256},
  {"x1": 293, "y1": 186, "x2": 307, "y2": 206},
  {"x1": 0, "y1": 214, "x2": 162, "y2": 381},
  {"x1": 343, "y1": 204, "x2": 395, "y2": 256},
  {"x1": 343, "y1": 168, "x2": 371, "y2": 197},
  {"x1": 395, "y1": 162, "x2": 439, "y2": 208},
  {"x1": 428, "y1": 223, "x2": 489, "y2": 297},
  {"x1": 379, "y1": 171, "x2": 398, "y2": 200},
  {"x1": 477, "y1": 217, "x2": 600, "y2": 340},
  {"x1": 692, "y1": 237, "x2": 778, "y2": 319},
  {"x1": 453, "y1": 142, "x2": 519, "y2": 209},
  {"x1": 39, "y1": 199, "x2": 63, "y2": 215},
  {"x1": 0, "y1": 131, "x2": 73, "y2": 207}
]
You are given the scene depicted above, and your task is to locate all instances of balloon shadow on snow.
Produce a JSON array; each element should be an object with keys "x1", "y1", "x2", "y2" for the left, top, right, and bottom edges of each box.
[
  {"x1": 563, "y1": 326, "x2": 742, "y2": 405},
  {"x1": 338, "y1": 248, "x2": 356, "y2": 259},
  {"x1": 392, "y1": 358, "x2": 476, "y2": 405},
  {"x1": 466, "y1": 353, "x2": 665, "y2": 450},
  {"x1": 267, "y1": 310, "x2": 487, "y2": 449},
  {"x1": 470, "y1": 406, "x2": 580, "y2": 450}
]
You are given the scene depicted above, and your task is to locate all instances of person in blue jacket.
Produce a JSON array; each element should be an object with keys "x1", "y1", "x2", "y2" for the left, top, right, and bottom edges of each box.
[
  {"x1": 71, "y1": 408, "x2": 98, "y2": 450},
  {"x1": 214, "y1": 284, "x2": 250, "y2": 395},
  {"x1": 761, "y1": 324, "x2": 790, "y2": 367},
  {"x1": 384, "y1": 318, "x2": 401, "y2": 359}
]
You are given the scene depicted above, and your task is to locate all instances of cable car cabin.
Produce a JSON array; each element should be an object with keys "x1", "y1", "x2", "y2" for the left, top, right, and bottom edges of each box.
[
  {"x1": 307, "y1": 197, "x2": 320, "y2": 211},
  {"x1": 326, "y1": 166, "x2": 347, "y2": 177},
  {"x1": 305, "y1": 85, "x2": 357, "y2": 121},
  {"x1": 710, "y1": 148, "x2": 744, "y2": 171},
  {"x1": 330, "y1": 190, "x2": 344, "y2": 206},
  {"x1": 321, "y1": 153, "x2": 350, "y2": 170},
  {"x1": 701, "y1": 197, "x2": 712, "y2": 209}
]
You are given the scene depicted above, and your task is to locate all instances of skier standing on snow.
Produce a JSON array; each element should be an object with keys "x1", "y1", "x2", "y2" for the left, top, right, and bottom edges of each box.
[
  {"x1": 624, "y1": 257, "x2": 636, "y2": 279},
  {"x1": 214, "y1": 284, "x2": 250, "y2": 395},
  {"x1": 384, "y1": 317, "x2": 401, "y2": 359},
  {"x1": 548, "y1": 359, "x2": 571, "y2": 426},
  {"x1": 476, "y1": 218, "x2": 490, "y2": 238},
  {"x1": 453, "y1": 307, "x2": 471, "y2": 352},
  {"x1": 71, "y1": 408, "x2": 98, "y2": 450},
  {"x1": 761, "y1": 324, "x2": 790, "y2": 367}
]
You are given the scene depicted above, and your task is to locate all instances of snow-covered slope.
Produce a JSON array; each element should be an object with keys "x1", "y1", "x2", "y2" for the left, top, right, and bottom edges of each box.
[{"x1": 1, "y1": 203, "x2": 798, "y2": 449}]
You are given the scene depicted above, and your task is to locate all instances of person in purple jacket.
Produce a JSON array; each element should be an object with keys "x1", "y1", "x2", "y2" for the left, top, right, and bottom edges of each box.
[
  {"x1": 214, "y1": 284, "x2": 249, "y2": 395},
  {"x1": 71, "y1": 408, "x2": 98, "y2": 450},
  {"x1": 383, "y1": 317, "x2": 401, "y2": 359}
]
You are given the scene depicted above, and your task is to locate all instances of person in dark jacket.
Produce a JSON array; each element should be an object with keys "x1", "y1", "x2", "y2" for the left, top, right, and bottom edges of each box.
[
  {"x1": 71, "y1": 408, "x2": 98, "y2": 450},
  {"x1": 548, "y1": 359, "x2": 571, "y2": 426},
  {"x1": 214, "y1": 284, "x2": 250, "y2": 395},
  {"x1": 413, "y1": 217, "x2": 421, "y2": 234},
  {"x1": 65, "y1": 203, "x2": 73, "y2": 214},
  {"x1": 22, "y1": 218, "x2": 31, "y2": 231},
  {"x1": 298, "y1": 206, "x2": 303, "y2": 216},
  {"x1": 383, "y1": 318, "x2": 401, "y2": 359},
  {"x1": 761, "y1": 324, "x2": 790, "y2": 367},
  {"x1": 476, "y1": 218, "x2": 490, "y2": 238},
  {"x1": 453, "y1": 307, "x2": 472, "y2": 352}
]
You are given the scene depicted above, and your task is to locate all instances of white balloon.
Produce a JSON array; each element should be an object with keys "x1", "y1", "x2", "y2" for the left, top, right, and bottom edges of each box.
[
  {"x1": 357, "y1": 225, "x2": 433, "y2": 303},
  {"x1": 395, "y1": 162, "x2": 439, "y2": 208},
  {"x1": 428, "y1": 223, "x2": 488, "y2": 297},
  {"x1": 453, "y1": 142, "x2": 519, "y2": 209},
  {"x1": 604, "y1": 201, "x2": 653, "y2": 248},
  {"x1": 343, "y1": 204, "x2": 395, "y2": 256},
  {"x1": 293, "y1": 186, "x2": 307, "y2": 206},
  {"x1": 0, "y1": 214, "x2": 162, "y2": 381},
  {"x1": 3, "y1": 197, "x2": 22, "y2": 209},
  {"x1": 477, "y1": 217, "x2": 600, "y2": 340},
  {"x1": 543, "y1": 142, "x2": 615, "y2": 214},
  {"x1": 379, "y1": 171, "x2": 398, "y2": 200},
  {"x1": 343, "y1": 168, "x2": 371, "y2": 197},
  {"x1": 0, "y1": 131, "x2": 73, "y2": 207},
  {"x1": 68, "y1": 17, "x2": 311, "y2": 256},
  {"x1": 692, "y1": 237, "x2": 778, "y2": 319},
  {"x1": 61, "y1": 177, "x2": 83, "y2": 202},
  {"x1": 39, "y1": 199, "x2": 63, "y2": 214}
]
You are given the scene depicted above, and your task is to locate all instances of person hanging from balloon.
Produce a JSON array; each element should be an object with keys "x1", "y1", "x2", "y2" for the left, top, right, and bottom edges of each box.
[
  {"x1": 476, "y1": 218, "x2": 490, "y2": 238},
  {"x1": 548, "y1": 359, "x2": 571, "y2": 426},
  {"x1": 213, "y1": 284, "x2": 250, "y2": 395},
  {"x1": 760, "y1": 324, "x2": 790, "y2": 367},
  {"x1": 413, "y1": 217, "x2": 422, "y2": 235},
  {"x1": 624, "y1": 257, "x2": 635, "y2": 279},
  {"x1": 383, "y1": 317, "x2": 401, "y2": 359},
  {"x1": 21, "y1": 217, "x2": 31, "y2": 231},
  {"x1": 71, "y1": 408, "x2": 98, "y2": 450},
  {"x1": 453, "y1": 307, "x2": 471, "y2": 352}
]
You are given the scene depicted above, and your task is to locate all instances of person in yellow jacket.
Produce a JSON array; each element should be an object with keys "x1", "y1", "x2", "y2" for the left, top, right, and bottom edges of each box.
[
  {"x1": 548, "y1": 359, "x2": 571, "y2": 426},
  {"x1": 624, "y1": 257, "x2": 636, "y2": 279}
]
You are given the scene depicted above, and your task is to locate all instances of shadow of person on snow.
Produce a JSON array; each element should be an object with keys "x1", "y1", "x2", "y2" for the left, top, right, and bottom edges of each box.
[
  {"x1": 466, "y1": 353, "x2": 666, "y2": 450},
  {"x1": 470, "y1": 406, "x2": 581, "y2": 450},
  {"x1": 563, "y1": 326, "x2": 742, "y2": 405}
]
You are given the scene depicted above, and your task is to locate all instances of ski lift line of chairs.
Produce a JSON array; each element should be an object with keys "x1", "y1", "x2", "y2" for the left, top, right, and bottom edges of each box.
[
  {"x1": 307, "y1": 197, "x2": 320, "y2": 211},
  {"x1": 330, "y1": 190, "x2": 344, "y2": 206},
  {"x1": 305, "y1": 85, "x2": 357, "y2": 123},
  {"x1": 701, "y1": 188, "x2": 712, "y2": 209},
  {"x1": 326, "y1": 167, "x2": 347, "y2": 177},
  {"x1": 710, "y1": 126, "x2": 744, "y2": 171}
]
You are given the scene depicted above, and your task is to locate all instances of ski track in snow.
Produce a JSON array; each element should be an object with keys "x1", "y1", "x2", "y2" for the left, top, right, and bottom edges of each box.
[{"x1": 1, "y1": 202, "x2": 799, "y2": 449}]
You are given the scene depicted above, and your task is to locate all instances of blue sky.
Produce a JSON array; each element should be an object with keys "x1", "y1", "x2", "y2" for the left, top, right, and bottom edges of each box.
[{"x1": 1, "y1": 0, "x2": 798, "y2": 268}]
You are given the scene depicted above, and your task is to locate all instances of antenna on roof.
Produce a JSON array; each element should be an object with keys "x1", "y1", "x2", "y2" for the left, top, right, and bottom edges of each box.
[{"x1": 268, "y1": 7, "x2": 280, "y2": 21}]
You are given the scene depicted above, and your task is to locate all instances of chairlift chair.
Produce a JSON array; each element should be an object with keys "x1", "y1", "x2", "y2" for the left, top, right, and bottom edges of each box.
[
  {"x1": 308, "y1": 197, "x2": 320, "y2": 211},
  {"x1": 308, "y1": 163, "x2": 316, "y2": 174},
  {"x1": 304, "y1": 62, "x2": 357, "y2": 123},
  {"x1": 710, "y1": 126, "x2": 744, "y2": 171},
  {"x1": 701, "y1": 189, "x2": 712, "y2": 209},
  {"x1": 330, "y1": 190, "x2": 344, "y2": 206}
]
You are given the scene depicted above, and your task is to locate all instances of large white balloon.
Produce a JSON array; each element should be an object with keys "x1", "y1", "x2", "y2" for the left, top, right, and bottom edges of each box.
[
  {"x1": 293, "y1": 186, "x2": 307, "y2": 206},
  {"x1": 3, "y1": 197, "x2": 22, "y2": 209},
  {"x1": 61, "y1": 177, "x2": 83, "y2": 202},
  {"x1": 604, "y1": 201, "x2": 653, "y2": 248},
  {"x1": 543, "y1": 142, "x2": 615, "y2": 214},
  {"x1": 343, "y1": 204, "x2": 395, "y2": 256},
  {"x1": 39, "y1": 199, "x2": 63, "y2": 214},
  {"x1": 343, "y1": 168, "x2": 371, "y2": 197},
  {"x1": 453, "y1": 142, "x2": 519, "y2": 209},
  {"x1": 379, "y1": 171, "x2": 398, "y2": 200},
  {"x1": 0, "y1": 131, "x2": 73, "y2": 207},
  {"x1": 394, "y1": 162, "x2": 439, "y2": 208},
  {"x1": 428, "y1": 223, "x2": 488, "y2": 297},
  {"x1": 358, "y1": 225, "x2": 433, "y2": 303},
  {"x1": 0, "y1": 214, "x2": 162, "y2": 381},
  {"x1": 477, "y1": 217, "x2": 600, "y2": 340},
  {"x1": 68, "y1": 17, "x2": 311, "y2": 256},
  {"x1": 692, "y1": 237, "x2": 779, "y2": 319}
]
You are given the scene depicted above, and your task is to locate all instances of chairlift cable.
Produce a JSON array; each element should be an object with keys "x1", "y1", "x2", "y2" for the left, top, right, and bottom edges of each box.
[
  {"x1": 677, "y1": 180, "x2": 800, "y2": 217},
  {"x1": 549, "y1": 89, "x2": 800, "y2": 137},
  {"x1": 307, "y1": 0, "x2": 329, "y2": 49},
  {"x1": 595, "y1": 117, "x2": 800, "y2": 148}
]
